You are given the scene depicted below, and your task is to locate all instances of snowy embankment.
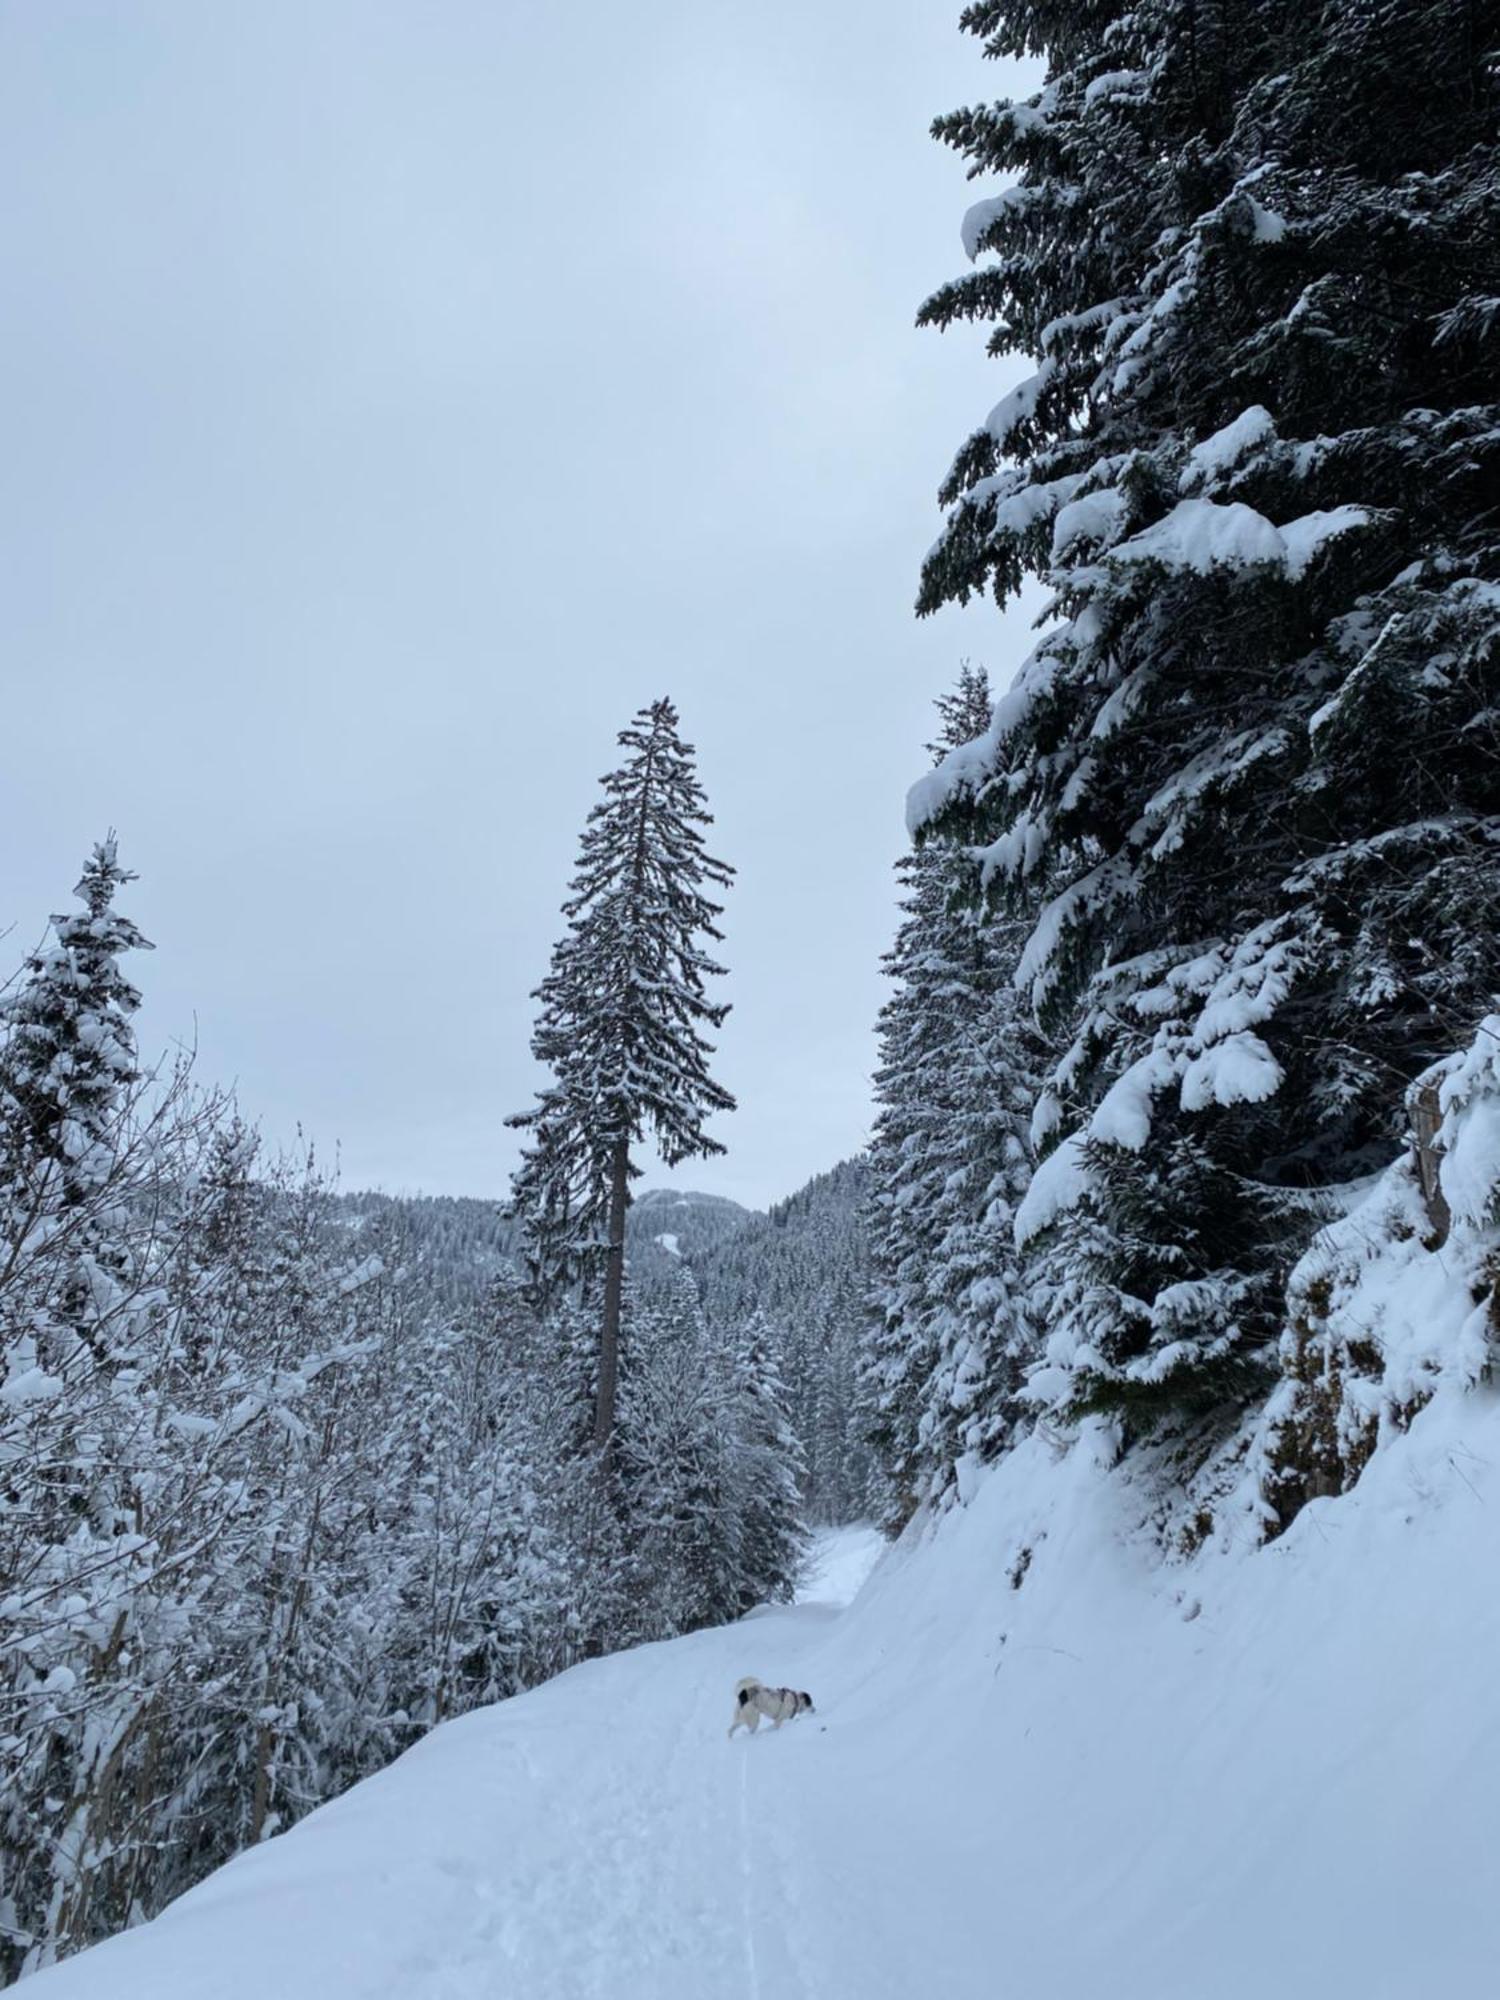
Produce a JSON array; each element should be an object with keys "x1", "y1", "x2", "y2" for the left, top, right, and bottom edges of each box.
[{"x1": 29, "y1": 1419, "x2": 1498, "y2": 2000}]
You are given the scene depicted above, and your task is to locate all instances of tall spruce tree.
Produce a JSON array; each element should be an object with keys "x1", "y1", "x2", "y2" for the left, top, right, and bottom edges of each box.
[
  {"x1": 912, "y1": 1, "x2": 1500, "y2": 1435},
  {"x1": 0, "y1": 837, "x2": 153, "y2": 1343},
  {"x1": 865, "y1": 667, "x2": 1043, "y2": 1520},
  {"x1": 507, "y1": 698, "x2": 735, "y2": 1448}
]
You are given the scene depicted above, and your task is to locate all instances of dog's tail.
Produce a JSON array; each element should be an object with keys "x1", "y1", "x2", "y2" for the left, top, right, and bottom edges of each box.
[{"x1": 735, "y1": 1676, "x2": 763, "y2": 1703}]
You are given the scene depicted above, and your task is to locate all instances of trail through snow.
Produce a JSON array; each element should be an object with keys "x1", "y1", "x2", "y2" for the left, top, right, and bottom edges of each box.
[{"x1": 29, "y1": 1402, "x2": 1500, "y2": 1999}]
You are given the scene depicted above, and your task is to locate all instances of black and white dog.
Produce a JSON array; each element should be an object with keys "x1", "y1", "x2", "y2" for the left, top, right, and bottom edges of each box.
[{"x1": 728, "y1": 1675, "x2": 814, "y2": 1737}]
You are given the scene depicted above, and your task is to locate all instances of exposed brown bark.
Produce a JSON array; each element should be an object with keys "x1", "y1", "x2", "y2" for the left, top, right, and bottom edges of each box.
[{"x1": 1412, "y1": 1078, "x2": 1451, "y2": 1245}]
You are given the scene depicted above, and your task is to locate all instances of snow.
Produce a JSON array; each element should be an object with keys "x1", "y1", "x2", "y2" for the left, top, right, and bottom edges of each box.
[
  {"x1": 336, "y1": 1254, "x2": 384, "y2": 1295},
  {"x1": 0, "y1": 1365, "x2": 64, "y2": 1407},
  {"x1": 1014, "y1": 858, "x2": 1132, "y2": 1003},
  {"x1": 1108, "y1": 497, "x2": 1371, "y2": 578},
  {"x1": 1014, "y1": 1131, "x2": 1092, "y2": 1247},
  {"x1": 1437, "y1": 1015, "x2": 1500, "y2": 1226},
  {"x1": 955, "y1": 469, "x2": 1083, "y2": 548},
  {"x1": 1179, "y1": 1030, "x2": 1284, "y2": 1110},
  {"x1": 1244, "y1": 1077, "x2": 1500, "y2": 1485},
  {"x1": 1039, "y1": 297, "x2": 1122, "y2": 352},
  {"x1": 1278, "y1": 505, "x2": 1373, "y2": 578},
  {"x1": 795, "y1": 1523, "x2": 886, "y2": 1607},
  {"x1": 983, "y1": 360, "x2": 1057, "y2": 445},
  {"x1": 28, "y1": 1404, "x2": 1500, "y2": 2000},
  {"x1": 1050, "y1": 486, "x2": 1124, "y2": 559},
  {"x1": 960, "y1": 186, "x2": 1026, "y2": 260},
  {"x1": 654, "y1": 1232, "x2": 682, "y2": 1258},
  {"x1": 1083, "y1": 68, "x2": 1144, "y2": 106},
  {"x1": 1245, "y1": 195, "x2": 1287, "y2": 242},
  {"x1": 907, "y1": 617, "x2": 1098, "y2": 836},
  {"x1": 1089, "y1": 1047, "x2": 1175, "y2": 1150},
  {"x1": 1179, "y1": 405, "x2": 1276, "y2": 488},
  {"x1": 1309, "y1": 610, "x2": 1405, "y2": 737}
]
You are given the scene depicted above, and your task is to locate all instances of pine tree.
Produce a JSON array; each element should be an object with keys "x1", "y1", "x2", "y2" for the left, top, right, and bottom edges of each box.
[
  {"x1": 728, "y1": 1310, "x2": 807, "y2": 1609},
  {"x1": 865, "y1": 668, "x2": 1043, "y2": 1520},
  {"x1": 615, "y1": 1269, "x2": 738, "y2": 1634},
  {"x1": 507, "y1": 698, "x2": 735, "y2": 1449},
  {"x1": 0, "y1": 837, "x2": 153, "y2": 1352},
  {"x1": 913, "y1": 0, "x2": 1500, "y2": 1435},
  {"x1": 0, "y1": 848, "x2": 245, "y2": 1967},
  {"x1": 667, "y1": 1159, "x2": 876, "y2": 1523}
]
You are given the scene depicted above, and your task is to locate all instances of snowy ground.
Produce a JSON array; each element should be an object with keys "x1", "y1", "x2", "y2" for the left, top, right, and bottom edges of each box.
[
  {"x1": 794, "y1": 1522, "x2": 885, "y2": 1607},
  {"x1": 29, "y1": 1397, "x2": 1500, "y2": 1999}
]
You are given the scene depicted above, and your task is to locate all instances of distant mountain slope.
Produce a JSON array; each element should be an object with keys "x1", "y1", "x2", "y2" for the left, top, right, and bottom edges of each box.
[
  {"x1": 633, "y1": 1161, "x2": 874, "y2": 1523},
  {"x1": 332, "y1": 1167, "x2": 874, "y2": 1523},
  {"x1": 330, "y1": 1191, "x2": 516, "y2": 1314},
  {"x1": 624, "y1": 1186, "x2": 757, "y2": 1282},
  {"x1": 686, "y1": 1158, "x2": 869, "y2": 1331}
]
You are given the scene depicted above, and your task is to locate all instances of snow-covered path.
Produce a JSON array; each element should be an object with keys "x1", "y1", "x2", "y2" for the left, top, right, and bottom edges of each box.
[
  {"x1": 29, "y1": 1408, "x2": 1500, "y2": 1999},
  {"x1": 36, "y1": 1527, "x2": 944, "y2": 2000}
]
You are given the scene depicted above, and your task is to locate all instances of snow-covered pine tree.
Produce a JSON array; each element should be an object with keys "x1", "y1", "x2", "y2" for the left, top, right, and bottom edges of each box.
[
  {"x1": 614, "y1": 1268, "x2": 740, "y2": 1635},
  {"x1": 507, "y1": 698, "x2": 735, "y2": 1449},
  {"x1": 865, "y1": 667, "x2": 1043, "y2": 1521},
  {"x1": 671, "y1": 1159, "x2": 875, "y2": 1521},
  {"x1": 912, "y1": 1, "x2": 1500, "y2": 1437},
  {"x1": 726, "y1": 1310, "x2": 807, "y2": 1611},
  {"x1": 0, "y1": 846, "x2": 244, "y2": 1969},
  {"x1": 0, "y1": 837, "x2": 152, "y2": 1352}
]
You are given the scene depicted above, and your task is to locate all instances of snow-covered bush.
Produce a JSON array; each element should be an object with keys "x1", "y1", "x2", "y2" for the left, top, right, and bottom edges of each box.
[{"x1": 1232, "y1": 1019, "x2": 1500, "y2": 1540}]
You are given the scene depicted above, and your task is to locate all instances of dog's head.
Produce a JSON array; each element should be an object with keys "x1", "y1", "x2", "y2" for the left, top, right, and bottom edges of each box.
[{"x1": 797, "y1": 1691, "x2": 814, "y2": 1713}]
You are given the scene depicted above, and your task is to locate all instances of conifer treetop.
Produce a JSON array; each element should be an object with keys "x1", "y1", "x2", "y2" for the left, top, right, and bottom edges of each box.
[
  {"x1": 507, "y1": 698, "x2": 736, "y2": 1294},
  {"x1": 0, "y1": 835, "x2": 153, "y2": 1201}
]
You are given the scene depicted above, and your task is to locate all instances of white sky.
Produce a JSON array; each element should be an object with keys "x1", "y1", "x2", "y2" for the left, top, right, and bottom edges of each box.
[{"x1": 1, "y1": 2, "x2": 1037, "y2": 1210}]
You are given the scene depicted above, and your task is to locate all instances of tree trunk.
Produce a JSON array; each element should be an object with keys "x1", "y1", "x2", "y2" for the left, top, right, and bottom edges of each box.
[
  {"x1": 1412, "y1": 1077, "x2": 1451, "y2": 1246},
  {"x1": 594, "y1": 1134, "x2": 631, "y2": 1450}
]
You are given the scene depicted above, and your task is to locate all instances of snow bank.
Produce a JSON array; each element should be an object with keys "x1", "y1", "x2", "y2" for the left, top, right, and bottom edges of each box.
[{"x1": 27, "y1": 1405, "x2": 1500, "y2": 1998}]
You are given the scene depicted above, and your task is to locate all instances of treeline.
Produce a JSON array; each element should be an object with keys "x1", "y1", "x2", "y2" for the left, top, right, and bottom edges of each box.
[{"x1": 862, "y1": 0, "x2": 1500, "y2": 1536}]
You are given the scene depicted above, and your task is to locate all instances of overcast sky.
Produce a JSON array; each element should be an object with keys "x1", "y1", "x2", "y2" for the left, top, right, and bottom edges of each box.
[{"x1": 1, "y1": 2, "x2": 1036, "y2": 1211}]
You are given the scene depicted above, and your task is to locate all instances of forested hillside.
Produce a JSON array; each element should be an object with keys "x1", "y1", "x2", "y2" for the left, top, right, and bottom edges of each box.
[
  {"x1": 334, "y1": 1169, "x2": 876, "y2": 1528},
  {"x1": 631, "y1": 1162, "x2": 875, "y2": 1523}
]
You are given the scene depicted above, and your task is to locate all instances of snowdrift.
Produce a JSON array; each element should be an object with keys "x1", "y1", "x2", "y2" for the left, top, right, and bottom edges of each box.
[{"x1": 27, "y1": 1399, "x2": 1498, "y2": 1999}]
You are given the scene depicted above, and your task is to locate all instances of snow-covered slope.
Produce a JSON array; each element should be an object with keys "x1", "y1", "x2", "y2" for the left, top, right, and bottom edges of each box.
[{"x1": 29, "y1": 1402, "x2": 1498, "y2": 1999}]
